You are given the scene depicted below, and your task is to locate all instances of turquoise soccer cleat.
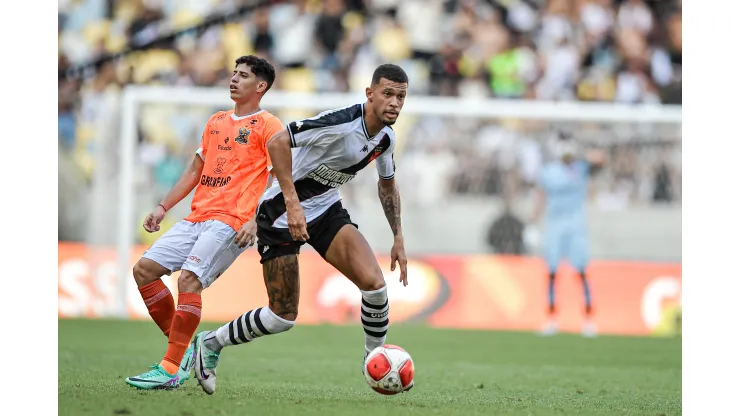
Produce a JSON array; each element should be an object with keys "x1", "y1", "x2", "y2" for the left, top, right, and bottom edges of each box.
[
  {"x1": 178, "y1": 344, "x2": 195, "y2": 385},
  {"x1": 125, "y1": 364, "x2": 180, "y2": 390}
]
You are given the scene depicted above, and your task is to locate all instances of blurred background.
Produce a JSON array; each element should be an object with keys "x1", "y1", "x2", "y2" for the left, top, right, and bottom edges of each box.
[{"x1": 58, "y1": 0, "x2": 681, "y2": 334}]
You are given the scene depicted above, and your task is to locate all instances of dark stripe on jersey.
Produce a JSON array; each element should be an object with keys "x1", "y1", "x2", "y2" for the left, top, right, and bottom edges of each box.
[
  {"x1": 341, "y1": 134, "x2": 392, "y2": 176},
  {"x1": 287, "y1": 125, "x2": 297, "y2": 148},
  {"x1": 261, "y1": 134, "x2": 393, "y2": 221},
  {"x1": 288, "y1": 104, "x2": 363, "y2": 140}
]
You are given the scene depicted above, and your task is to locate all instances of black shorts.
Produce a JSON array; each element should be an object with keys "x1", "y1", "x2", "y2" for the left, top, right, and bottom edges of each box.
[{"x1": 256, "y1": 200, "x2": 357, "y2": 264}]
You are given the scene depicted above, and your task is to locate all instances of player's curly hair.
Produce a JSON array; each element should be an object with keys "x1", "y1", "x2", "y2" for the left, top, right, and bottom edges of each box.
[
  {"x1": 235, "y1": 55, "x2": 276, "y2": 92},
  {"x1": 371, "y1": 64, "x2": 408, "y2": 86}
]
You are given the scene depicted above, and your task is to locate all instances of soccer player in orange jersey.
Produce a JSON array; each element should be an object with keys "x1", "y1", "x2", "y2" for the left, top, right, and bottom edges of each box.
[{"x1": 125, "y1": 55, "x2": 284, "y2": 390}]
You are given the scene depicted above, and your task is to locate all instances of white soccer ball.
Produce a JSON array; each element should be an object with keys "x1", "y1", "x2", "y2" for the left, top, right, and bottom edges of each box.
[{"x1": 363, "y1": 344, "x2": 415, "y2": 395}]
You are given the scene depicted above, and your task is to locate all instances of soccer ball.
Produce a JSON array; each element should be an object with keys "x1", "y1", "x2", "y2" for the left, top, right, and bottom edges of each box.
[{"x1": 363, "y1": 344, "x2": 415, "y2": 395}]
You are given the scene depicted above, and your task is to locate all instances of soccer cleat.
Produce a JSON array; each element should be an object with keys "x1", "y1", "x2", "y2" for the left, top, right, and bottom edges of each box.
[
  {"x1": 125, "y1": 364, "x2": 180, "y2": 390},
  {"x1": 193, "y1": 331, "x2": 221, "y2": 395},
  {"x1": 539, "y1": 320, "x2": 558, "y2": 336},
  {"x1": 581, "y1": 320, "x2": 598, "y2": 338},
  {"x1": 178, "y1": 344, "x2": 196, "y2": 385},
  {"x1": 362, "y1": 350, "x2": 369, "y2": 376}
]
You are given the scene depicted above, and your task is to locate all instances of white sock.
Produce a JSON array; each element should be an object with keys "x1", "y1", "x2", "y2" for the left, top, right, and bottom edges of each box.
[
  {"x1": 360, "y1": 285, "x2": 389, "y2": 355},
  {"x1": 208, "y1": 306, "x2": 294, "y2": 352}
]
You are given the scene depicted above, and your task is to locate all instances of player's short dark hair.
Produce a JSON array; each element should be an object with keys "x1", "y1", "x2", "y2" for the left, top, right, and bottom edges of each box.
[
  {"x1": 371, "y1": 64, "x2": 408, "y2": 86},
  {"x1": 235, "y1": 55, "x2": 276, "y2": 92}
]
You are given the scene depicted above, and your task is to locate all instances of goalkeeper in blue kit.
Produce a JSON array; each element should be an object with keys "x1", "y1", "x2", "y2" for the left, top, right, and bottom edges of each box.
[{"x1": 530, "y1": 133, "x2": 605, "y2": 337}]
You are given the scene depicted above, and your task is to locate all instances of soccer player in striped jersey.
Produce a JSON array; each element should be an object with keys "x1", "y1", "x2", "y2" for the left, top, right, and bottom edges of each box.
[{"x1": 191, "y1": 64, "x2": 410, "y2": 394}]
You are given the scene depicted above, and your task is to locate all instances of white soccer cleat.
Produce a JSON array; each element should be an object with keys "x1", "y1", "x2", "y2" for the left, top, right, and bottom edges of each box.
[
  {"x1": 539, "y1": 320, "x2": 558, "y2": 336},
  {"x1": 193, "y1": 331, "x2": 220, "y2": 395},
  {"x1": 581, "y1": 320, "x2": 598, "y2": 338}
]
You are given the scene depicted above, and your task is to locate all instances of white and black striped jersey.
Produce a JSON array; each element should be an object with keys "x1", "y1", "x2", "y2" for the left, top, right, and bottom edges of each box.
[{"x1": 259, "y1": 103, "x2": 396, "y2": 228}]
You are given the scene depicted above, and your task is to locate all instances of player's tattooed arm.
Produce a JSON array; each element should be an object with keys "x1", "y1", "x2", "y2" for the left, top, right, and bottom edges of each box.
[
  {"x1": 379, "y1": 177, "x2": 408, "y2": 286},
  {"x1": 377, "y1": 178, "x2": 402, "y2": 238}
]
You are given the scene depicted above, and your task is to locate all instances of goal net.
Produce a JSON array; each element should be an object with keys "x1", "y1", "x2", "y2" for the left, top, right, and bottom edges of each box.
[{"x1": 98, "y1": 85, "x2": 680, "y2": 316}]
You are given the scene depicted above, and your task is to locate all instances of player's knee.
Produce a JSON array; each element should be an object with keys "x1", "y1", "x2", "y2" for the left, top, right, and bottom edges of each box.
[
  {"x1": 133, "y1": 261, "x2": 159, "y2": 287},
  {"x1": 178, "y1": 271, "x2": 203, "y2": 294},
  {"x1": 356, "y1": 266, "x2": 386, "y2": 292}
]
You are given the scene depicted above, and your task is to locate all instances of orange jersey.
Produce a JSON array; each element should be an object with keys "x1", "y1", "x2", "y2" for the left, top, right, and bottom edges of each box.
[{"x1": 185, "y1": 109, "x2": 283, "y2": 231}]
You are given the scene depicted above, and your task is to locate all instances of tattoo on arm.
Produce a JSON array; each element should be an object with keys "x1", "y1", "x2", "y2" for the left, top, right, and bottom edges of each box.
[
  {"x1": 378, "y1": 181, "x2": 402, "y2": 236},
  {"x1": 262, "y1": 255, "x2": 300, "y2": 320}
]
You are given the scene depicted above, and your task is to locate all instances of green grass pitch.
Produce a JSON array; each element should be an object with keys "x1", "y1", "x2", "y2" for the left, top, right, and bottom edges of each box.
[{"x1": 58, "y1": 319, "x2": 681, "y2": 416}]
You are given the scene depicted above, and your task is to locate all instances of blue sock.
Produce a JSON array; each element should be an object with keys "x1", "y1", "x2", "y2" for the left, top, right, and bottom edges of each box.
[
  {"x1": 579, "y1": 272, "x2": 592, "y2": 315},
  {"x1": 548, "y1": 272, "x2": 556, "y2": 314}
]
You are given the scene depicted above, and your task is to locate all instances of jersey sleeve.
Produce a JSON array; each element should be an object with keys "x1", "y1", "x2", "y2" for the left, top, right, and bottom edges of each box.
[
  {"x1": 262, "y1": 117, "x2": 284, "y2": 172},
  {"x1": 196, "y1": 113, "x2": 218, "y2": 159},
  {"x1": 376, "y1": 131, "x2": 397, "y2": 180}
]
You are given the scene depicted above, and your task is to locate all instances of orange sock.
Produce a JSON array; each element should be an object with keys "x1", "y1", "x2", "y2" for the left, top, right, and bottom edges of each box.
[
  {"x1": 139, "y1": 280, "x2": 175, "y2": 337},
  {"x1": 160, "y1": 292, "x2": 202, "y2": 375}
]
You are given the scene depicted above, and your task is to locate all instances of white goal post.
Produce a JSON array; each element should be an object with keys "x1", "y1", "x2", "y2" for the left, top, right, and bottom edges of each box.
[{"x1": 116, "y1": 85, "x2": 682, "y2": 317}]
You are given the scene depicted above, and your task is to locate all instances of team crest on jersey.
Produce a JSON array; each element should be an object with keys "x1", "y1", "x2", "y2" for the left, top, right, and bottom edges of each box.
[{"x1": 235, "y1": 127, "x2": 251, "y2": 144}]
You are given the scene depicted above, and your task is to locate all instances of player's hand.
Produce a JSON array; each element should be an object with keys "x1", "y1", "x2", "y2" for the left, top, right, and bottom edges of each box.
[
  {"x1": 234, "y1": 218, "x2": 257, "y2": 248},
  {"x1": 143, "y1": 205, "x2": 167, "y2": 233},
  {"x1": 390, "y1": 237, "x2": 408, "y2": 287},
  {"x1": 286, "y1": 202, "x2": 309, "y2": 242}
]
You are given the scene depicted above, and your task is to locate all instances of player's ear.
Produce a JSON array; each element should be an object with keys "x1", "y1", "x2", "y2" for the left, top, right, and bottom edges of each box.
[
  {"x1": 365, "y1": 87, "x2": 373, "y2": 102},
  {"x1": 257, "y1": 80, "x2": 267, "y2": 93}
]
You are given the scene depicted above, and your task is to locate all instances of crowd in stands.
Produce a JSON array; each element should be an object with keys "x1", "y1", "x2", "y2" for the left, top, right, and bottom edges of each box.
[{"x1": 58, "y1": 0, "x2": 682, "y2": 227}]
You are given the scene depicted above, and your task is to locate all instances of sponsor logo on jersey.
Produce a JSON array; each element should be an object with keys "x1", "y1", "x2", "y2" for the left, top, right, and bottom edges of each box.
[
  {"x1": 201, "y1": 175, "x2": 232, "y2": 187},
  {"x1": 214, "y1": 157, "x2": 227, "y2": 174},
  {"x1": 307, "y1": 164, "x2": 356, "y2": 188},
  {"x1": 218, "y1": 137, "x2": 232, "y2": 150}
]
